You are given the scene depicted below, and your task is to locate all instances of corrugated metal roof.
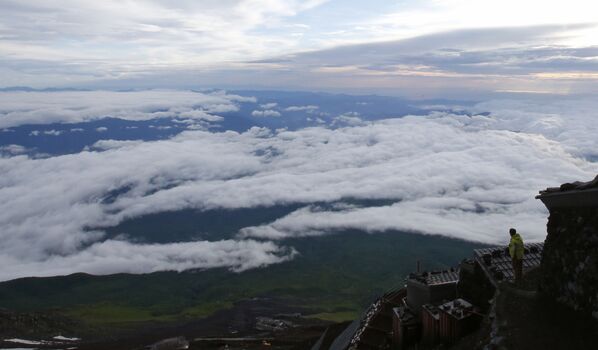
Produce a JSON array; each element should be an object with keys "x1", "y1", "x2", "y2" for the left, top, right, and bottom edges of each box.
[
  {"x1": 394, "y1": 306, "x2": 417, "y2": 324},
  {"x1": 408, "y1": 269, "x2": 460, "y2": 286},
  {"x1": 422, "y1": 304, "x2": 440, "y2": 319},
  {"x1": 438, "y1": 298, "x2": 474, "y2": 320},
  {"x1": 329, "y1": 320, "x2": 361, "y2": 350},
  {"x1": 426, "y1": 270, "x2": 460, "y2": 285},
  {"x1": 338, "y1": 288, "x2": 406, "y2": 350},
  {"x1": 538, "y1": 175, "x2": 598, "y2": 194},
  {"x1": 473, "y1": 242, "x2": 543, "y2": 286}
]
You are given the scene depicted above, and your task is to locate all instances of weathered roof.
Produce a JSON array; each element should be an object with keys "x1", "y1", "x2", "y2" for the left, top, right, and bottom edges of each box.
[
  {"x1": 538, "y1": 175, "x2": 598, "y2": 194},
  {"x1": 438, "y1": 298, "x2": 474, "y2": 320},
  {"x1": 422, "y1": 304, "x2": 440, "y2": 319},
  {"x1": 328, "y1": 320, "x2": 361, "y2": 350},
  {"x1": 473, "y1": 243, "x2": 543, "y2": 287},
  {"x1": 393, "y1": 305, "x2": 417, "y2": 324},
  {"x1": 536, "y1": 175, "x2": 598, "y2": 208},
  {"x1": 337, "y1": 288, "x2": 405, "y2": 350},
  {"x1": 408, "y1": 269, "x2": 460, "y2": 286}
]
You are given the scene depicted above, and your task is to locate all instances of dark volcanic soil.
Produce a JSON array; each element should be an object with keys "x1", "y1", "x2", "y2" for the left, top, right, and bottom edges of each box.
[{"x1": 72, "y1": 297, "x2": 335, "y2": 350}]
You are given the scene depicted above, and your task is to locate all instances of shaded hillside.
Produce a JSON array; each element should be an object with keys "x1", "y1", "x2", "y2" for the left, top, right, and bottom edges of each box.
[{"x1": 0, "y1": 231, "x2": 483, "y2": 334}]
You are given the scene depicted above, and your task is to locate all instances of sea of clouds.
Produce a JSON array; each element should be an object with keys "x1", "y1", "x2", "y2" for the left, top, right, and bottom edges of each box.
[
  {"x1": 0, "y1": 90, "x2": 597, "y2": 281},
  {"x1": 0, "y1": 89, "x2": 254, "y2": 129}
]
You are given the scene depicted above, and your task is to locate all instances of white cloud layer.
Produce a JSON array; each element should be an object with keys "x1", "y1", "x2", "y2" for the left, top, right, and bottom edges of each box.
[
  {"x1": 0, "y1": 239, "x2": 295, "y2": 281},
  {"x1": 470, "y1": 99, "x2": 598, "y2": 159},
  {"x1": 0, "y1": 144, "x2": 28, "y2": 156},
  {"x1": 0, "y1": 90, "x2": 253, "y2": 128},
  {"x1": 251, "y1": 109, "x2": 282, "y2": 117},
  {"x1": 285, "y1": 105, "x2": 319, "y2": 112},
  {"x1": 1, "y1": 94, "x2": 597, "y2": 280}
]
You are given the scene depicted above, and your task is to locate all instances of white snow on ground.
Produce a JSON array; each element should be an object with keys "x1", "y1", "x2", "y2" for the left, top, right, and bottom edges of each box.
[
  {"x1": 53, "y1": 335, "x2": 81, "y2": 342},
  {"x1": 3, "y1": 338, "x2": 46, "y2": 345}
]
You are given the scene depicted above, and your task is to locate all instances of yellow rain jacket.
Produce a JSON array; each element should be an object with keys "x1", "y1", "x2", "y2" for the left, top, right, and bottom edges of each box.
[{"x1": 509, "y1": 233, "x2": 524, "y2": 260}]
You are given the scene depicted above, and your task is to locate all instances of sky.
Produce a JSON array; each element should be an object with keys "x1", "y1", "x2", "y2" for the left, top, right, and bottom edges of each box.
[{"x1": 1, "y1": 0, "x2": 598, "y2": 98}]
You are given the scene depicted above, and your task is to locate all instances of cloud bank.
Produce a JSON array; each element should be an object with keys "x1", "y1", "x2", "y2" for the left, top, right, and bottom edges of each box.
[
  {"x1": 1, "y1": 94, "x2": 597, "y2": 280},
  {"x1": 0, "y1": 90, "x2": 254, "y2": 128},
  {"x1": 0, "y1": 239, "x2": 295, "y2": 281},
  {"x1": 251, "y1": 109, "x2": 282, "y2": 117}
]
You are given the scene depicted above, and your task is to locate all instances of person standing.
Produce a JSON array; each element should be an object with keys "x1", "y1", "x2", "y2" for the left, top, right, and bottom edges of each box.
[{"x1": 509, "y1": 228, "x2": 524, "y2": 284}]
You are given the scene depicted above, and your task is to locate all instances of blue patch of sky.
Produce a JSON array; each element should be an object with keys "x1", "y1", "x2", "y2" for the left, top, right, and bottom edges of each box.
[{"x1": 0, "y1": 91, "x2": 430, "y2": 155}]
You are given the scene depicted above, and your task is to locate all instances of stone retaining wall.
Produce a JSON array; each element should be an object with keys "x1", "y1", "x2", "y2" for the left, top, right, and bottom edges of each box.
[{"x1": 539, "y1": 206, "x2": 598, "y2": 319}]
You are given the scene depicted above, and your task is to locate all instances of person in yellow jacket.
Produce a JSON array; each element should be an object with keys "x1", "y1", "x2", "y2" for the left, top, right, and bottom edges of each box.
[{"x1": 509, "y1": 228, "x2": 525, "y2": 283}]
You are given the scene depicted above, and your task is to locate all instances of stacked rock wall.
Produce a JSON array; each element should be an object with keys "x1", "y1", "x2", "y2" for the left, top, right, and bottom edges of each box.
[{"x1": 539, "y1": 206, "x2": 598, "y2": 319}]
